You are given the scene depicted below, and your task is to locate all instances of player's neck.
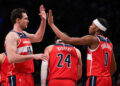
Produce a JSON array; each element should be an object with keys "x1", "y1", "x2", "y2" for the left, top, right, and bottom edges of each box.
[
  {"x1": 94, "y1": 32, "x2": 103, "y2": 36},
  {"x1": 13, "y1": 24, "x2": 23, "y2": 32}
]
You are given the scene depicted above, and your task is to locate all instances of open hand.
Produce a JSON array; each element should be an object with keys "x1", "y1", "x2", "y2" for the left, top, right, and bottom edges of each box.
[
  {"x1": 39, "y1": 4, "x2": 46, "y2": 20},
  {"x1": 48, "y1": 10, "x2": 54, "y2": 26}
]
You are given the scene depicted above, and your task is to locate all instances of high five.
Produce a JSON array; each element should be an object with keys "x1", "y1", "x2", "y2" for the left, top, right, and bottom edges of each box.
[{"x1": 47, "y1": 9, "x2": 116, "y2": 86}]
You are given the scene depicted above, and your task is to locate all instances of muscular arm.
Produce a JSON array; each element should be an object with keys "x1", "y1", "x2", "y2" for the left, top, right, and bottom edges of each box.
[
  {"x1": 5, "y1": 32, "x2": 48, "y2": 63},
  {"x1": 41, "y1": 45, "x2": 52, "y2": 86},
  {"x1": 48, "y1": 10, "x2": 98, "y2": 46},
  {"x1": 23, "y1": 5, "x2": 46, "y2": 43},
  {"x1": 75, "y1": 48, "x2": 82, "y2": 80},
  {"x1": 110, "y1": 52, "x2": 117, "y2": 76},
  {"x1": 23, "y1": 19, "x2": 46, "y2": 43}
]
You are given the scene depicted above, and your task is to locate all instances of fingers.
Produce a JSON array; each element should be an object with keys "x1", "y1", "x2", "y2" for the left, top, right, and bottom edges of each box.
[
  {"x1": 48, "y1": 10, "x2": 53, "y2": 20},
  {"x1": 39, "y1": 4, "x2": 46, "y2": 20},
  {"x1": 40, "y1": 54, "x2": 49, "y2": 61},
  {"x1": 40, "y1": 4, "x2": 45, "y2": 12},
  {"x1": 40, "y1": 5, "x2": 53, "y2": 16},
  {"x1": 48, "y1": 9, "x2": 52, "y2": 17},
  {"x1": 42, "y1": 57, "x2": 48, "y2": 61},
  {"x1": 47, "y1": 9, "x2": 54, "y2": 25}
]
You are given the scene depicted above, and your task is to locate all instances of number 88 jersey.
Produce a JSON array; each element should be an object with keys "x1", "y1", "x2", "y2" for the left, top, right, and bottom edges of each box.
[
  {"x1": 87, "y1": 35, "x2": 113, "y2": 77},
  {"x1": 48, "y1": 44, "x2": 78, "y2": 81}
]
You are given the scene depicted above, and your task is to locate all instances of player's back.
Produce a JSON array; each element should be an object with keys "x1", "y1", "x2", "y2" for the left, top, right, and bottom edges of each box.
[
  {"x1": 87, "y1": 35, "x2": 113, "y2": 76},
  {"x1": 48, "y1": 43, "x2": 78, "y2": 81}
]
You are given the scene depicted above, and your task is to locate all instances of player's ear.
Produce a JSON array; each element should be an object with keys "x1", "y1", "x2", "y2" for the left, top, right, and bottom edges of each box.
[{"x1": 16, "y1": 18, "x2": 20, "y2": 23}]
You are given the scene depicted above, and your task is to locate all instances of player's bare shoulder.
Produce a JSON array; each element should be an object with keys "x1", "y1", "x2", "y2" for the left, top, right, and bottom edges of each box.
[
  {"x1": 44, "y1": 45, "x2": 54, "y2": 53},
  {"x1": 46, "y1": 45, "x2": 53, "y2": 49},
  {"x1": 5, "y1": 31, "x2": 19, "y2": 41},
  {"x1": 74, "y1": 47, "x2": 81, "y2": 58}
]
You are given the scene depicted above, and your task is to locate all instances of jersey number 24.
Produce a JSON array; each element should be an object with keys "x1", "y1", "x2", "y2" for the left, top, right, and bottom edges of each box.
[{"x1": 57, "y1": 53, "x2": 71, "y2": 68}]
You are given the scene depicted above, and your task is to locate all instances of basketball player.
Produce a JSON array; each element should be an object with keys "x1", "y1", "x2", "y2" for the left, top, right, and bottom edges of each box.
[
  {"x1": 41, "y1": 36, "x2": 82, "y2": 86},
  {"x1": 0, "y1": 52, "x2": 9, "y2": 86},
  {"x1": 47, "y1": 10, "x2": 117, "y2": 86},
  {"x1": 5, "y1": 5, "x2": 48, "y2": 86}
]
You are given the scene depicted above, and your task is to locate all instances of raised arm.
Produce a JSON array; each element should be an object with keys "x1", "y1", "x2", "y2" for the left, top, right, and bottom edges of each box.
[
  {"x1": 110, "y1": 52, "x2": 117, "y2": 76},
  {"x1": 48, "y1": 10, "x2": 98, "y2": 46},
  {"x1": 41, "y1": 45, "x2": 52, "y2": 86},
  {"x1": 5, "y1": 32, "x2": 48, "y2": 63},
  {"x1": 24, "y1": 4, "x2": 46, "y2": 43},
  {"x1": 75, "y1": 48, "x2": 82, "y2": 80}
]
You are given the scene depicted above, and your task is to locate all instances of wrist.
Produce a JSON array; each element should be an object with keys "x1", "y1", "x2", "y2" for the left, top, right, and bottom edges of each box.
[
  {"x1": 30, "y1": 54, "x2": 35, "y2": 59},
  {"x1": 50, "y1": 23, "x2": 54, "y2": 27},
  {"x1": 41, "y1": 19, "x2": 46, "y2": 22},
  {"x1": 41, "y1": 19, "x2": 46, "y2": 24}
]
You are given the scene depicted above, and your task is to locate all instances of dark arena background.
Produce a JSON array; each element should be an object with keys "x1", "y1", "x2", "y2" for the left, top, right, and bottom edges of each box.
[{"x1": 0, "y1": 0, "x2": 120, "y2": 86}]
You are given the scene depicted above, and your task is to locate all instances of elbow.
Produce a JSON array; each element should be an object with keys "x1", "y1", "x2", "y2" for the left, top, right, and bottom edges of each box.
[
  {"x1": 36, "y1": 35, "x2": 44, "y2": 42},
  {"x1": 37, "y1": 39, "x2": 43, "y2": 42},
  {"x1": 35, "y1": 37, "x2": 43, "y2": 42},
  {"x1": 33, "y1": 34, "x2": 43, "y2": 42}
]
